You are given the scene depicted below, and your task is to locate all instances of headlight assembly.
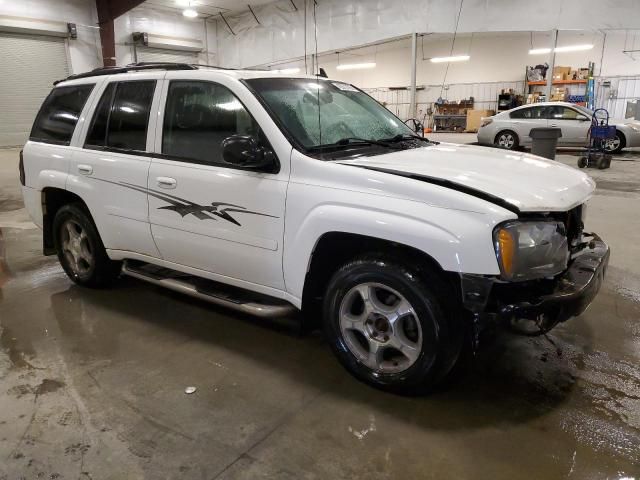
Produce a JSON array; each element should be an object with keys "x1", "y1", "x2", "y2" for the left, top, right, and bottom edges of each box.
[{"x1": 494, "y1": 221, "x2": 570, "y2": 281}]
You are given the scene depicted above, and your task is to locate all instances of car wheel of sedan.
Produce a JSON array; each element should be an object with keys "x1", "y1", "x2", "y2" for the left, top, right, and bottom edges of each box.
[
  {"x1": 323, "y1": 255, "x2": 464, "y2": 395},
  {"x1": 603, "y1": 131, "x2": 625, "y2": 154},
  {"x1": 494, "y1": 130, "x2": 519, "y2": 150}
]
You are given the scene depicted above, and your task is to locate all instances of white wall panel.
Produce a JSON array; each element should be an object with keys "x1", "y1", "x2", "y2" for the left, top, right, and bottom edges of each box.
[
  {"x1": 216, "y1": 0, "x2": 640, "y2": 69},
  {"x1": 0, "y1": 0, "x2": 101, "y2": 74}
]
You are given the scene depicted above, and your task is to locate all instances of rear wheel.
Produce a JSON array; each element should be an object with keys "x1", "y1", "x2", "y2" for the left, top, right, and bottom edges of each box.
[
  {"x1": 494, "y1": 130, "x2": 519, "y2": 150},
  {"x1": 323, "y1": 255, "x2": 464, "y2": 395},
  {"x1": 603, "y1": 131, "x2": 625, "y2": 154},
  {"x1": 53, "y1": 203, "x2": 121, "y2": 288}
]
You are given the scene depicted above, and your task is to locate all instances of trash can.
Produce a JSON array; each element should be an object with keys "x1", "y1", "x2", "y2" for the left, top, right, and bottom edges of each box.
[{"x1": 529, "y1": 127, "x2": 562, "y2": 160}]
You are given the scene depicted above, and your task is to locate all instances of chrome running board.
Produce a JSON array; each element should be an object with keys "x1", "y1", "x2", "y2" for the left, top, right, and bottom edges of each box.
[{"x1": 122, "y1": 261, "x2": 296, "y2": 318}]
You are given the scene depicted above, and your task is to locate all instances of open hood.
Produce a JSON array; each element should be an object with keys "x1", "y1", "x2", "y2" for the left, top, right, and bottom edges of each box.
[{"x1": 336, "y1": 143, "x2": 595, "y2": 212}]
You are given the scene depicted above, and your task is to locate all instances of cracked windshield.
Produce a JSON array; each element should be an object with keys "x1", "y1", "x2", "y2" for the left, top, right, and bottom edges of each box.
[{"x1": 246, "y1": 78, "x2": 416, "y2": 149}]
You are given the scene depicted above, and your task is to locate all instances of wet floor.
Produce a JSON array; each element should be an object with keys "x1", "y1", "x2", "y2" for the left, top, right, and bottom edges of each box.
[{"x1": 1, "y1": 147, "x2": 640, "y2": 479}]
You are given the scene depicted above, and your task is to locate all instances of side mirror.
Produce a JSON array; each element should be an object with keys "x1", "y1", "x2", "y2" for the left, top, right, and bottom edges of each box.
[{"x1": 221, "y1": 135, "x2": 276, "y2": 170}]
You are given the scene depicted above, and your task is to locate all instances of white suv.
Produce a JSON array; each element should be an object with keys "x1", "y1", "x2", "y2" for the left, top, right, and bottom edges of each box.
[{"x1": 20, "y1": 63, "x2": 609, "y2": 394}]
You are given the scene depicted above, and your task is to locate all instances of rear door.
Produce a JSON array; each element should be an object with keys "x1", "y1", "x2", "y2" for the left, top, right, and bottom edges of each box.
[
  {"x1": 547, "y1": 105, "x2": 590, "y2": 145},
  {"x1": 508, "y1": 105, "x2": 548, "y2": 145},
  {"x1": 147, "y1": 74, "x2": 289, "y2": 291},
  {"x1": 68, "y1": 73, "x2": 163, "y2": 257}
]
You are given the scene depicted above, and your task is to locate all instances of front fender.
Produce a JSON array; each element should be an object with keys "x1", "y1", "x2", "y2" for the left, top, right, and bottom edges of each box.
[{"x1": 283, "y1": 195, "x2": 507, "y2": 300}]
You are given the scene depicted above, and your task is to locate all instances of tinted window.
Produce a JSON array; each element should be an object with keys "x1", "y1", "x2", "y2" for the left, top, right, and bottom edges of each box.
[
  {"x1": 30, "y1": 84, "x2": 94, "y2": 145},
  {"x1": 85, "y1": 83, "x2": 115, "y2": 147},
  {"x1": 85, "y1": 80, "x2": 155, "y2": 151},
  {"x1": 510, "y1": 106, "x2": 546, "y2": 119},
  {"x1": 162, "y1": 81, "x2": 259, "y2": 164},
  {"x1": 548, "y1": 106, "x2": 584, "y2": 120}
]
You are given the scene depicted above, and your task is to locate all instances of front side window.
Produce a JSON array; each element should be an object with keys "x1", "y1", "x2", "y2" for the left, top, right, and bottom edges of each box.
[
  {"x1": 30, "y1": 84, "x2": 94, "y2": 145},
  {"x1": 245, "y1": 78, "x2": 415, "y2": 151},
  {"x1": 548, "y1": 106, "x2": 583, "y2": 120},
  {"x1": 162, "y1": 80, "x2": 260, "y2": 164},
  {"x1": 85, "y1": 80, "x2": 156, "y2": 151}
]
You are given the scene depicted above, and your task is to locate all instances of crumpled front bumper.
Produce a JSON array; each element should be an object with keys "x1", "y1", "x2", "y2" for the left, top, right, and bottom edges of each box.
[{"x1": 461, "y1": 234, "x2": 610, "y2": 326}]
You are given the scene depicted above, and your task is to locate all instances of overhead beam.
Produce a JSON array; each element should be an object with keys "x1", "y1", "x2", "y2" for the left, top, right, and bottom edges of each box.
[{"x1": 95, "y1": 0, "x2": 146, "y2": 67}]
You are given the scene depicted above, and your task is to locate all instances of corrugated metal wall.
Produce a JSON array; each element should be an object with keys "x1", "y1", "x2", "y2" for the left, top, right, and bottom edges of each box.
[
  {"x1": 596, "y1": 76, "x2": 640, "y2": 119},
  {"x1": 0, "y1": 32, "x2": 69, "y2": 147},
  {"x1": 364, "y1": 80, "x2": 525, "y2": 121},
  {"x1": 366, "y1": 76, "x2": 640, "y2": 122}
]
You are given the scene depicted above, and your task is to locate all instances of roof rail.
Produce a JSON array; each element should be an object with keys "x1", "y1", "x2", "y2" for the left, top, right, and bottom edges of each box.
[{"x1": 53, "y1": 62, "x2": 199, "y2": 85}]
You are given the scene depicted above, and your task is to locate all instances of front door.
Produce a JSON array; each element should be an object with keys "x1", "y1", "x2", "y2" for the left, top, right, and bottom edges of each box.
[
  {"x1": 148, "y1": 79, "x2": 288, "y2": 290},
  {"x1": 547, "y1": 105, "x2": 591, "y2": 146}
]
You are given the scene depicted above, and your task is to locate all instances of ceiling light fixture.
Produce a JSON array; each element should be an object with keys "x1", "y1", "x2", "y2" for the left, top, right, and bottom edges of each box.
[
  {"x1": 336, "y1": 62, "x2": 376, "y2": 70},
  {"x1": 529, "y1": 44, "x2": 594, "y2": 54},
  {"x1": 430, "y1": 55, "x2": 470, "y2": 63},
  {"x1": 183, "y1": 8, "x2": 198, "y2": 17}
]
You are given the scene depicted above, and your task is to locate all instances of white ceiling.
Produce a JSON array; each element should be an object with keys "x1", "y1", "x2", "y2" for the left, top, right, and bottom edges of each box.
[{"x1": 142, "y1": 0, "x2": 277, "y2": 18}]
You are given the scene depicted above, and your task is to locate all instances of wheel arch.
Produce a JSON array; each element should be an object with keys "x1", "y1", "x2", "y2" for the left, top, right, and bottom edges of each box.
[
  {"x1": 300, "y1": 231, "x2": 461, "y2": 327},
  {"x1": 41, "y1": 187, "x2": 89, "y2": 255}
]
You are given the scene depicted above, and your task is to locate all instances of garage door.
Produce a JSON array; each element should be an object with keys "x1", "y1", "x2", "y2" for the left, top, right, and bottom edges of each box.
[
  {"x1": 0, "y1": 32, "x2": 69, "y2": 147},
  {"x1": 136, "y1": 46, "x2": 198, "y2": 64}
]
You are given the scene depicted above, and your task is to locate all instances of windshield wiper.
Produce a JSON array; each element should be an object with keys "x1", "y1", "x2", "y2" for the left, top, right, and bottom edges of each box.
[
  {"x1": 309, "y1": 137, "x2": 402, "y2": 151},
  {"x1": 379, "y1": 133, "x2": 437, "y2": 144}
]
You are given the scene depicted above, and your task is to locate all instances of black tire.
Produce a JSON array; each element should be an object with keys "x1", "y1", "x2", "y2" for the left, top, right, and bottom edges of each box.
[
  {"x1": 577, "y1": 156, "x2": 587, "y2": 168},
  {"x1": 494, "y1": 130, "x2": 519, "y2": 150},
  {"x1": 53, "y1": 203, "x2": 121, "y2": 288},
  {"x1": 323, "y1": 255, "x2": 464, "y2": 395},
  {"x1": 603, "y1": 131, "x2": 625, "y2": 154}
]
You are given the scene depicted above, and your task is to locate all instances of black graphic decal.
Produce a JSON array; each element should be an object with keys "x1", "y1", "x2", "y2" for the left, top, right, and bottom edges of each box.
[{"x1": 94, "y1": 178, "x2": 278, "y2": 226}]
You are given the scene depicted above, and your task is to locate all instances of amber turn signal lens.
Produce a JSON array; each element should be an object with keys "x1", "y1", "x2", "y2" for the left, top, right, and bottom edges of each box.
[{"x1": 497, "y1": 228, "x2": 515, "y2": 276}]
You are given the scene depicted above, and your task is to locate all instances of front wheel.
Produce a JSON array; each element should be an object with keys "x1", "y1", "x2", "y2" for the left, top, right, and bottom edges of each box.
[
  {"x1": 53, "y1": 203, "x2": 121, "y2": 288},
  {"x1": 323, "y1": 256, "x2": 463, "y2": 395}
]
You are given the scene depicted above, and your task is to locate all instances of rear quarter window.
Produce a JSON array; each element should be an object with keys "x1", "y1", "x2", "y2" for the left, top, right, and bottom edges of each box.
[{"x1": 29, "y1": 84, "x2": 94, "y2": 145}]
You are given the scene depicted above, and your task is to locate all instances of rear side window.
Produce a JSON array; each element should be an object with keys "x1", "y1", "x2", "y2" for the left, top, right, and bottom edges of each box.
[
  {"x1": 162, "y1": 80, "x2": 259, "y2": 164},
  {"x1": 85, "y1": 80, "x2": 156, "y2": 152},
  {"x1": 509, "y1": 106, "x2": 545, "y2": 119},
  {"x1": 30, "y1": 84, "x2": 94, "y2": 145}
]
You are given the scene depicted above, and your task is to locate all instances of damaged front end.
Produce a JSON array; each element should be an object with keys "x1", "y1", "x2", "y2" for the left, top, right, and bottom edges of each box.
[{"x1": 461, "y1": 227, "x2": 609, "y2": 340}]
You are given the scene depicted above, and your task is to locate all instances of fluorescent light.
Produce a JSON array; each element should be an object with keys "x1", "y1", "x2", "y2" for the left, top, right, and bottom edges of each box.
[
  {"x1": 554, "y1": 43, "x2": 593, "y2": 53},
  {"x1": 336, "y1": 62, "x2": 376, "y2": 70},
  {"x1": 529, "y1": 48, "x2": 551, "y2": 55},
  {"x1": 183, "y1": 8, "x2": 198, "y2": 17},
  {"x1": 430, "y1": 55, "x2": 470, "y2": 63},
  {"x1": 272, "y1": 68, "x2": 301, "y2": 74},
  {"x1": 529, "y1": 44, "x2": 594, "y2": 54}
]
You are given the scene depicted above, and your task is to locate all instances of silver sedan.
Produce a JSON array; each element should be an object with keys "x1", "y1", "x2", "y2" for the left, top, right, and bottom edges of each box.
[{"x1": 477, "y1": 102, "x2": 640, "y2": 153}]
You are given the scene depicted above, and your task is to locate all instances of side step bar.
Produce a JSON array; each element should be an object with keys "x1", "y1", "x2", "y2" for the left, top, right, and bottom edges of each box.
[{"x1": 122, "y1": 261, "x2": 297, "y2": 318}]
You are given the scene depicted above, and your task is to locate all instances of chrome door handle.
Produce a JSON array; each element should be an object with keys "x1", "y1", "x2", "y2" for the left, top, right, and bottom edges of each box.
[
  {"x1": 156, "y1": 177, "x2": 177, "y2": 189},
  {"x1": 550, "y1": 124, "x2": 559, "y2": 127},
  {"x1": 77, "y1": 164, "x2": 93, "y2": 175}
]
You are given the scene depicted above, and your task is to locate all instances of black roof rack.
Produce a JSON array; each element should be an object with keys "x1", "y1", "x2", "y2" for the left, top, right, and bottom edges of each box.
[{"x1": 53, "y1": 62, "x2": 199, "y2": 85}]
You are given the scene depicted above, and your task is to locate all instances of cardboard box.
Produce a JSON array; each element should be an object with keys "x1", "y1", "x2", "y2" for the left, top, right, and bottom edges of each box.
[
  {"x1": 578, "y1": 68, "x2": 590, "y2": 79},
  {"x1": 553, "y1": 66, "x2": 571, "y2": 77},
  {"x1": 466, "y1": 109, "x2": 495, "y2": 132},
  {"x1": 550, "y1": 87, "x2": 567, "y2": 101}
]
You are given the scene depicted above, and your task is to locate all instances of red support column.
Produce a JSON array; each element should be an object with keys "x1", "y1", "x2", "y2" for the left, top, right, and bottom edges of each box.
[{"x1": 95, "y1": 0, "x2": 146, "y2": 67}]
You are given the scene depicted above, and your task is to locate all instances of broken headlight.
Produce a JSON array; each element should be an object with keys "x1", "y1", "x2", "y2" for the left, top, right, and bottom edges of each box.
[{"x1": 493, "y1": 220, "x2": 570, "y2": 281}]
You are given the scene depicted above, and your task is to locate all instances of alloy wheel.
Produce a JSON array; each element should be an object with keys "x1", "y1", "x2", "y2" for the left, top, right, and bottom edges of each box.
[
  {"x1": 61, "y1": 219, "x2": 94, "y2": 277},
  {"x1": 339, "y1": 282, "x2": 422, "y2": 374},
  {"x1": 497, "y1": 133, "x2": 515, "y2": 149},
  {"x1": 603, "y1": 136, "x2": 621, "y2": 152}
]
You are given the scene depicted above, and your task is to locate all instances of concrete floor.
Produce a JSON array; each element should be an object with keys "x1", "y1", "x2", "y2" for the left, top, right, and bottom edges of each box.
[{"x1": 1, "y1": 143, "x2": 639, "y2": 479}]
